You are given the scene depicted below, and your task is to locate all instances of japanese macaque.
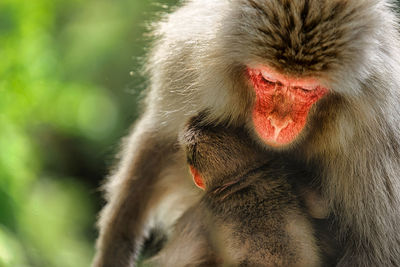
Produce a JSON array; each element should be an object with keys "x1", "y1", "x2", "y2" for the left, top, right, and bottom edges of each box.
[
  {"x1": 145, "y1": 116, "x2": 337, "y2": 267},
  {"x1": 93, "y1": 0, "x2": 400, "y2": 266}
]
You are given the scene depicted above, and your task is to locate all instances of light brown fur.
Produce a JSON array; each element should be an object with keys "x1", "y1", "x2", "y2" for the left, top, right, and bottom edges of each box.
[{"x1": 93, "y1": 1, "x2": 400, "y2": 266}]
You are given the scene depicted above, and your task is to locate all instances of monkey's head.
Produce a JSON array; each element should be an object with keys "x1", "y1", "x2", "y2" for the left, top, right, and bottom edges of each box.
[
  {"x1": 180, "y1": 115, "x2": 267, "y2": 190},
  {"x1": 214, "y1": 0, "x2": 386, "y2": 148}
]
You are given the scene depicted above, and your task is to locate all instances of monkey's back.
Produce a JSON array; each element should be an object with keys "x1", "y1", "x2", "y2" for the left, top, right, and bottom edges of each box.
[{"x1": 201, "y1": 168, "x2": 321, "y2": 267}]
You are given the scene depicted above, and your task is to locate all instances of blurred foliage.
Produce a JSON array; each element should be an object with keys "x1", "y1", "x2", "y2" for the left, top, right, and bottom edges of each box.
[
  {"x1": 0, "y1": 0, "x2": 177, "y2": 266},
  {"x1": 3, "y1": 0, "x2": 399, "y2": 266}
]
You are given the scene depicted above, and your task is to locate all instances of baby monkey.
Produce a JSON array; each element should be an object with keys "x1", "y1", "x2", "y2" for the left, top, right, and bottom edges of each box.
[{"x1": 145, "y1": 116, "x2": 337, "y2": 267}]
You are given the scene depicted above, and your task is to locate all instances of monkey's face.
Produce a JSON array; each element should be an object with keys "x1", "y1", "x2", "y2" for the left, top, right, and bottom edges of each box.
[
  {"x1": 222, "y1": 0, "x2": 379, "y2": 148},
  {"x1": 247, "y1": 65, "x2": 329, "y2": 147},
  {"x1": 181, "y1": 117, "x2": 266, "y2": 190}
]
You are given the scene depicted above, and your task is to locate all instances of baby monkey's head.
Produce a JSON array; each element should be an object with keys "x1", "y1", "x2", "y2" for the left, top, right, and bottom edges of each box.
[{"x1": 180, "y1": 115, "x2": 267, "y2": 190}]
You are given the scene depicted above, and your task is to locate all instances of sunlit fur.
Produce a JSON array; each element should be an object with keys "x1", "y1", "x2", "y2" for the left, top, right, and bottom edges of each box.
[{"x1": 93, "y1": 0, "x2": 400, "y2": 266}]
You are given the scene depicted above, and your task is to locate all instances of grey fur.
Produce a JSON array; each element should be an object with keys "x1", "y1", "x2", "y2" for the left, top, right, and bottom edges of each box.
[{"x1": 93, "y1": 0, "x2": 400, "y2": 266}]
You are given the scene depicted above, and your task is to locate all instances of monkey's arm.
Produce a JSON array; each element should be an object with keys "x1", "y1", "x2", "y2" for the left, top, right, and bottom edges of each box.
[
  {"x1": 91, "y1": 5, "x2": 213, "y2": 263},
  {"x1": 92, "y1": 117, "x2": 198, "y2": 267},
  {"x1": 92, "y1": 127, "x2": 172, "y2": 266}
]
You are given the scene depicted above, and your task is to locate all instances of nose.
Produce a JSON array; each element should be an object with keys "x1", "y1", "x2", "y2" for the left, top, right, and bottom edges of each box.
[
  {"x1": 268, "y1": 116, "x2": 292, "y2": 130},
  {"x1": 267, "y1": 115, "x2": 293, "y2": 141}
]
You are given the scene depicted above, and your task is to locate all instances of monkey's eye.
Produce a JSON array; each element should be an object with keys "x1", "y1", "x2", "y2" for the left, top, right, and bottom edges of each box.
[
  {"x1": 260, "y1": 71, "x2": 277, "y2": 86},
  {"x1": 261, "y1": 76, "x2": 276, "y2": 86},
  {"x1": 293, "y1": 86, "x2": 314, "y2": 93}
]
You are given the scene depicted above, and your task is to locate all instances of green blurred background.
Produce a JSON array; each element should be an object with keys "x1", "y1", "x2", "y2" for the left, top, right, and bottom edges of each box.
[
  {"x1": 0, "y1": 0, "x2": 177, "y2": 266},
  {"x1": 2, "y1": 1, "x2": 400, "y2": 267}
]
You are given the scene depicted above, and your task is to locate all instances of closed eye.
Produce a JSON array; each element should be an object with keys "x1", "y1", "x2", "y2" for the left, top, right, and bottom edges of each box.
[
  {"x1": 293, "y1": 86, "x2": 313, "y2": 92},
  {"x1": 261, "y1": 76, "x2": 276, "y2": 86}
]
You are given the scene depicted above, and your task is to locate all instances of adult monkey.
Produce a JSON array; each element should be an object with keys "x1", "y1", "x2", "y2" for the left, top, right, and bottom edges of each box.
[{"x1": 93, "y1": 0, "x2": 400, "y2": 266}]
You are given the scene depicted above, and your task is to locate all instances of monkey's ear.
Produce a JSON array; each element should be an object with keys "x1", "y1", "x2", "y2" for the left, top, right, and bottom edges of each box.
[{"x1": 189, "y1": 165, "x2": 205, "y2": 190}]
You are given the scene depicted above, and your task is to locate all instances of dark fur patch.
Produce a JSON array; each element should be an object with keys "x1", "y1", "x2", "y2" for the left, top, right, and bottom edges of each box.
[{"x1": 238, "y1": 0, "x2": 372, "y2": 75}]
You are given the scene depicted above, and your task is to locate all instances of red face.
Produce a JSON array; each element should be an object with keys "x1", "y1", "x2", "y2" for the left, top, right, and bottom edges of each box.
[
  {"x1": 190, "y1": 165, "x2": 205, "y2": 190},
  {"x1": 247, "y1": 65, "x2": 328, "y2": 147}
]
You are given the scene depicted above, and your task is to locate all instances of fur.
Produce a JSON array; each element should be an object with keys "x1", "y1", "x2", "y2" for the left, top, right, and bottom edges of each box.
[
  {"x1": 93, "y1": 1, "x2": 400, "y2": 266},
  {"x1": 147, "y1": 119, "x2": 327, "y2": 267}
]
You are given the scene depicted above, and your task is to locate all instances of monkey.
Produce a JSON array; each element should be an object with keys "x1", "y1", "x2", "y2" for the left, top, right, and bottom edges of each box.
[
  {"x1": 92, "y1": 0, "x2": 400, "y2": 266},
  {"x1": 144, "y1": 115, "x2": 338, "y2": 267}
]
